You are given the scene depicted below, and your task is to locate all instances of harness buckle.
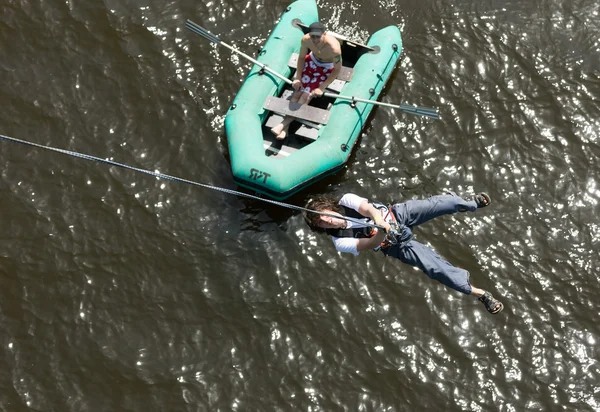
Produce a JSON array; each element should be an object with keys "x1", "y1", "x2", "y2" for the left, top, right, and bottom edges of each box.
[
  {"x1": 374, "y1": 203, "x2": 405, "y2": 250},
  {"x1": 386, "y1": 222, "x2": 401, "y2": 244}
]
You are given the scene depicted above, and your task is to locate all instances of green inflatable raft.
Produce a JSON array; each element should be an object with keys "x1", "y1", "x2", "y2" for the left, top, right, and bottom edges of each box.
[{"x1": 223, "y1": 0, "x2": 402, "y2": 200}]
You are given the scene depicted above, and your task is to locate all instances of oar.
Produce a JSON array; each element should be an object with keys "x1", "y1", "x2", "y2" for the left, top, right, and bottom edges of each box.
[
  {"x1": 322, "y1": 92, "x2": 439, "y2": 119},
  {"x1": 185, "y1": 20, "x2": 293, "y2": 86},
  {"x1": 185, "y1": 19, "x2": 439, "y2": 120}
]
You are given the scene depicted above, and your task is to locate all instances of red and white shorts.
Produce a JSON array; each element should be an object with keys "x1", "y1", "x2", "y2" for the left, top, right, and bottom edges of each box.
[{"x1": 299, "y1": 52, "x2": 334, "y2": 93}]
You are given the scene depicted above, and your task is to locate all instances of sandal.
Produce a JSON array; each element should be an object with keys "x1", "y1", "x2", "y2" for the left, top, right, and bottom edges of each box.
[
  {"x1": 474, "y1": 192, "x2": 491, "y2": 208},
  {"x1": 478, "y1": 291, "x2": 504, "y2": 314}
]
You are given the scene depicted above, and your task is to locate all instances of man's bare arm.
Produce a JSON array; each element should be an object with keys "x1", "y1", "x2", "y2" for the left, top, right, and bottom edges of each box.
[
  {"x1": 318, "y1": 53, "x2": 342, "y2": 91},
  {"x1": 356, "y1": 229, "x2": 387, "y2": 251},
  {"x1": 294, "y1": 39, "x2": 309, "y2": 81}
]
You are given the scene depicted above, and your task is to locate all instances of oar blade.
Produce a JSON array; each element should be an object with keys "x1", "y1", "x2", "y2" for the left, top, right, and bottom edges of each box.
[
  {"x1": 185, "y1": 20, "x2": 221, "y2": 44},
  {"x1": 324, "y1": 92, "x2": 439, "y2": 120},
  {"x1": 397, "y1": 104, "x2": 440, "y2": 120}
]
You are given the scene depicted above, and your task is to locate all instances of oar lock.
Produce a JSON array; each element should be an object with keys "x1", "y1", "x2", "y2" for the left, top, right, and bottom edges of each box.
[
  {"x1": 258, "y1": 64, "x2": 268, "y2": 75},
  {"x1": 348, "y1": 92, "x2": 370, "y2": 107}
]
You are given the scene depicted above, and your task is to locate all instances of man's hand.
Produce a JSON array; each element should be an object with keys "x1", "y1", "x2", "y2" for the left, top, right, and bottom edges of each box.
[
  {"x1": 292, "y1": 79, "x2": 301, "y2": 90},
  {"x1": 379, "y1": 237, "x2": 393, "y2": 249},
  {"x1": 311, "y1": 88, "x2": 324, "y2": 98},
  {"x1": 374, "y1": 216, "x2": 391, "y2": 233}
]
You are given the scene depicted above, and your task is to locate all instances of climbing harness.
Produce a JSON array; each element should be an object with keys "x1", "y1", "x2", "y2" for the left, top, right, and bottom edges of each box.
[{"x1": 372, "y1": 203, "x2": 405, "y2": 247}]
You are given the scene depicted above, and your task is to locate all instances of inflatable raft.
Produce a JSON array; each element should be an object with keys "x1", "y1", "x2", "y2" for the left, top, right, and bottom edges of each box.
[{"x1": 223, "y1": 0, "x2": 402, "y2": 200}]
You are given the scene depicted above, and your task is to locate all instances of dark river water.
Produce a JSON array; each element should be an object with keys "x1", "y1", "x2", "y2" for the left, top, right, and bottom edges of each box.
[{"x1": 1, "y1": 0, "x2": 599, "y2": 411}]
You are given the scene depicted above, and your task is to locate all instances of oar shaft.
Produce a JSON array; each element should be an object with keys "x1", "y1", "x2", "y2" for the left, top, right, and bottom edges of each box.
[
  {"x1": 323, "y1": 92, "x2": 439, "y2": 119},
  {"x1": 221, "y1": 42, "x2": 292, "y2": 85},
  {"x1": 185, "y1": 19, "x2": 439, "y2": 119},
  {"x1": 186, "y1": 20, "x2": 292, "y2": 85}
]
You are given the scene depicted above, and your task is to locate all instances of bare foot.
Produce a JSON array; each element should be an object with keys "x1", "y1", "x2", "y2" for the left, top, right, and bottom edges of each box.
[{"x1": 270, "y1": 124, "x2": 284, "y2": 137}]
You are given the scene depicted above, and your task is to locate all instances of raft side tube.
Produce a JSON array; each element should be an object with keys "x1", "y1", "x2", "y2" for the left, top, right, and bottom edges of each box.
[{"x1": 316, "y1": 25, "x2": 403, "y2": 159}]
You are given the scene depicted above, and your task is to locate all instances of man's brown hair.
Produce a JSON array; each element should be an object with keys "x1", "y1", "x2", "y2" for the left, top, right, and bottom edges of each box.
[{"x1": 303, "y1": 194, "x2": 342, "y2": 232}]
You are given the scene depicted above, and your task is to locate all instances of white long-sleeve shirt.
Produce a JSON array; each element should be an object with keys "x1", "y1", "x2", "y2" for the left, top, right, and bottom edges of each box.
[{"x1": 331, "y1": 194, "x2": 373, "y2": 255}]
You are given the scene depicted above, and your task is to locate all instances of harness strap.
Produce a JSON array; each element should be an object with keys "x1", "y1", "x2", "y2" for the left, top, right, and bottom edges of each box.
[{"x1": 375, "y1": 204, "x2": 411, "y2": 251}]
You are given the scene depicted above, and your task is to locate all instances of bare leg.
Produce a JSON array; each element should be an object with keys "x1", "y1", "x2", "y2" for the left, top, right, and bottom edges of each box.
[
  {"x1": 291, "y1": 90, "x2": 306, "y2": 103},
  {"x1": 470, "y1": 286, "x2": 486, "y2": 297},
  {"x1": 297, "y1": 92, "x2": 312, "y2": 105},
  {"x1": 271, "y1": 117, "x2": 294, "y2": 140},
  {"x1": 270, "y1": 91, "x2": 311, "y2": 140}
]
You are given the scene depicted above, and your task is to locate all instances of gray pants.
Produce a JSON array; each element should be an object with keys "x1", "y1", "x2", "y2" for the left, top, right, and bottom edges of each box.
[{"x1": 382, "y1": 193, "x2": 478, "y2": 294}]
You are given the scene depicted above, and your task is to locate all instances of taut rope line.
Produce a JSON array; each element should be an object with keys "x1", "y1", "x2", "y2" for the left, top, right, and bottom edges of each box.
[{"x1": 0, "y1": 133, "x2": 385, "y2": 230}]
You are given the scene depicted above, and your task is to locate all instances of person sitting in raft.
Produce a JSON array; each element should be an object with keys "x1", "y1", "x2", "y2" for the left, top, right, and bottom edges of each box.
[
  {"x1": 270, "y1": 21, "x2": 342, "y2": 141},
  {"x1": 303, "y1": 191, "x2": 504, "y2": 315}
]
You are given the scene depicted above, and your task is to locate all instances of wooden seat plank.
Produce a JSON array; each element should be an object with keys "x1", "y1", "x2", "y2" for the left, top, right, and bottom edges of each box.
[
  {"x1": 265, "y1": 111, "x2": 321, "y2": 130},
  {"x1": 295, "y1": 125, "x2": 319, "y2": 141},
  {"x1": 326, "y1": 79, "x2": 345, "y2": 93},
  {"x1": 265, "y1": 113, "x2": 285, "y2": 129},
  {"x1": 263, "y1": 96, "x2": 330, "y2": 125},
  {"x1": 265, "y1": 114, "x2": 319, "y2": 141}
]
